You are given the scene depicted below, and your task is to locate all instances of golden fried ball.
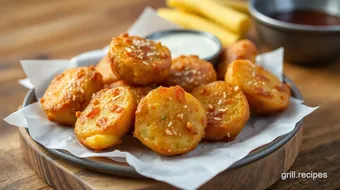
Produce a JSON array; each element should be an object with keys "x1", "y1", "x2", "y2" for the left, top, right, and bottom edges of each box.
[
  {"x1": 106, "y1": 80, "x2": 153, "y2": 104},
  {"x1": 192, "y1": 81, "x2": 250, "y2": 141},
  {"x1": 108, "y1": 33, "x2": 171, "y2": 85},
  {"x1": 40, "y1": 66, "x2": 103, "y2": 125},
  {"x1": 217, "y1": 40, "x2": 257, "y2": 80},
  {"x1": 225, "y1": 60, "x2": 290, "y2": 115},
  {"x1": 134, "y1": 86, "x2": 207, "y2": 156},
  {"x1": 95, "y1": 55, "x2": 119, "y2": 84},
  {"x1": 74, "y1": 87, "x2": 137, "y2": 150},
  {"x1": 163, "y1": 55, "x2": 217, "y2": 92}
]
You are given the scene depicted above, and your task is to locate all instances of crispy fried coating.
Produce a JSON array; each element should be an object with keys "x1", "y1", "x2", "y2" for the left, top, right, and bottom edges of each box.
[
  {"x1": 225, "y1": 60, "x2": 290, "y2": 115},
  {"x1": 192, "y1": 81, "x2": 250, "y2": 141},
  {"x1": 74, "y1": 87, "x2": 137, "y2": 150},
  {"x1": 106, "y1": 80, "x2": 153, "y2": 104},
  {"x1": 164, "y1": 55, "x2": 217, "y2": 92},
  {"x1": 108, "y1": 33, "x2": 171, "y2": 85},
  {"x1": 134, "y1": 86, "x2": 207, "y2": 156},
  {"x1": 217, "y1": 40, "x2": 257, "y2": 79},
  {"x1": 95, "y1": 55, "x2": 119, "y2": 84},
  {"x1": 40, "y1": 66, "x2": 103, "y2": 125}
]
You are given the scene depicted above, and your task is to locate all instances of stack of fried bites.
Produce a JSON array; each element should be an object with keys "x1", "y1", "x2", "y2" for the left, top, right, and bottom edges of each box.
[{"x1": 40, "y1": 33, "x2": 290, "y2": 156}]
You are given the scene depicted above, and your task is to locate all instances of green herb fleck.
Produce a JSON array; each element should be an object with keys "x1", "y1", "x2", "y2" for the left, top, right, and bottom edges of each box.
[{"x1": 161, "y1": 116, "x2": 166, "y2": 120}]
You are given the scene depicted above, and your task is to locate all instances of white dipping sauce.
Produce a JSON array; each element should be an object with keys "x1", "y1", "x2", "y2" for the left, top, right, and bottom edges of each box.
[{"x1": 154, "y1": 33, "x2": 219, "y2": 59}]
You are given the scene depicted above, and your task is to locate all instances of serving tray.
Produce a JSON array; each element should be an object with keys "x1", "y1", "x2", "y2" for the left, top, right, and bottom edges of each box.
[{"x1": 20, "y1": 76, "x2": 304, "y2": 189}]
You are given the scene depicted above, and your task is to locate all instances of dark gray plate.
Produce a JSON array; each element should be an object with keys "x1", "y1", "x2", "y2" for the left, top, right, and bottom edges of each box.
[{"x1": 23, "y1": 76, "x2": 303, "y2": 178}]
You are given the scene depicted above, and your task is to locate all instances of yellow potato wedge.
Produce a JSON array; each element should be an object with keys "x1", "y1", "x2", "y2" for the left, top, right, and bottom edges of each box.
[
  {"x1": 212, "y1": 0, "x2": 249, "y2": 14},
  {"x1": 157, "y1": 8, "x2": 238, "y2": 46},
  {"x1": 40, "y1": 66, "x2": 103, "y2": 125},
  {"x1": 167, "y1": 0, "x2": 250, "y2": 35},
  {"x1": 225, "y1": 60, "x2": 290, "y2": 115},
  {"x1": 134, "y1": 86, "x2": 207, "y2": 156},
  {"x1": 192, "y1": 81, "x2": 249, "y2": 141},
  {"x1": 74, "y1": 87, "x2": 137, "y2": 151}
]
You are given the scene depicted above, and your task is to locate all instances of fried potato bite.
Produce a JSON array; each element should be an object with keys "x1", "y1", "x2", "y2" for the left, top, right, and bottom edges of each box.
[
  {"x1": 164, "y1": 55, "x2": 217, "y2": 92},
  {"x1": 106, "y1": 80, "x2": 153, "y2": 104},
  {"x1": 95, "y1": 55, "x2": 119, "y2": 84},
  {"x1": 74, "y1": 87, "x2": 137, "y2": 150},
  {"x1": 192, "y1": 81, "x2": 250, "y2": 141},
  {"x1": 225, "y1": 60, "x2": 290, "y2": 115},
  {"x1": 134, "y1": 86, "x2": 207, "y2": 156},
  {"x1": 217, "y1": 40, "x2": 257, "y2": 79},
  {"x1": 109, "y1": 33, "x2": 171, "y2": 85},
  {"x1": 40, "y1": 66, "x2": 103, "y2": 125}
]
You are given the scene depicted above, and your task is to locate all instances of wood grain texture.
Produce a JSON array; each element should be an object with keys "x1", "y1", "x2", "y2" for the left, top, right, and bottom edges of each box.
[
  {"x1": 19, "y1": 126, "x2": 302, "y2": 190},
  {"x1": 1, "y1": 0, "x2": 340, "y2": 189}
]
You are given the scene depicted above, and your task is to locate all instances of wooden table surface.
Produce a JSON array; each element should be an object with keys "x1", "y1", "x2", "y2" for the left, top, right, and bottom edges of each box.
[{"x1": 1, "y1": 0, "x2": 339, "y2": 189}]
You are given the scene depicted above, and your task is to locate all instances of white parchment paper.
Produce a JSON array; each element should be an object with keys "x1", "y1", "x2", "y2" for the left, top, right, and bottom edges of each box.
[{"x1": 6, "y1": 8, "x2": 317, "y2": 190}]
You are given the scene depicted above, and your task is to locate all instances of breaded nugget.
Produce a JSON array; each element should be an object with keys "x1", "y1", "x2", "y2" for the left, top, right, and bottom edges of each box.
[
  {"x1": 40, "y1": 66, "x2": 103, "y2": 125},
  {"x1": 217, "y1": 40, "x2": 257, "y2": 79},
  {"x1": 134, "y1": 86, "x2": 206, "y2": 156},
  {"x1": 106, "y1": 80, "x2": 153, "y2": 104},
  {"x1": 109, "y1": 33, "x2": 171, "y2": 85},
  {"x1": 192, "y1": 81, "x2": 250, "y2": 141},
  {"x1": 95, "y1": 55, "x2": 119, "y2": 84},
  {"x1": 74, "y1": 87, "x2": 137, "y2": 150},
  {"x1": 164, "y1": 55, "x2": 217, "y2": 92},
  {"x1": 225, "y1": 60, "x2": 290, "y2": 115}
]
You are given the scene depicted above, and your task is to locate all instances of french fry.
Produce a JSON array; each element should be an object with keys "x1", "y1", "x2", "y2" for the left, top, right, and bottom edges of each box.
[
  {"x1": 157, "y1": 8, "x2": 238, "y2": 46},
  {"x1": 212, "y1": 0, "x2": 249, "y2": 14},
  {"x1": 167, "y1": 0, "x2": 250, "y2": 36}
]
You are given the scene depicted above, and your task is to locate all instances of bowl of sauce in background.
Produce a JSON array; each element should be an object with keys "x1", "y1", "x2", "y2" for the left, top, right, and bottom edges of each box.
[
  {"x1": 146, "y1": 29, "x2": 222, "y2": 66},
  {"x1": 250, "y1": 0, "x2": 340, "y2": 64}
]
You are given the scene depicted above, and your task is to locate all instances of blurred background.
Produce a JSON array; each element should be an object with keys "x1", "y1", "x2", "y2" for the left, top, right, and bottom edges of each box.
[{"x1": 1, "y1": 0, "x2": 340, "y2": 189}]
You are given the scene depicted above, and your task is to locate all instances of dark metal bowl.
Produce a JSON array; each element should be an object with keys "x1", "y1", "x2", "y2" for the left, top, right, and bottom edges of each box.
[
  {"x1": 146, "y1": 29, "x2": 223, "y2": 67},
  {"x1": 249, "y1": 0, "x2": 340, "y2": 64},
  {"x1": 22, "y1": 76, "x2": 303, "y2": 178}
]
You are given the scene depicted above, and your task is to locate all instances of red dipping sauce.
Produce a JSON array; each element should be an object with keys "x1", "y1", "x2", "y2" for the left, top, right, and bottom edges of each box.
[{"x1": 270, "y1": 10, "x2": 340, "y2": 26}]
